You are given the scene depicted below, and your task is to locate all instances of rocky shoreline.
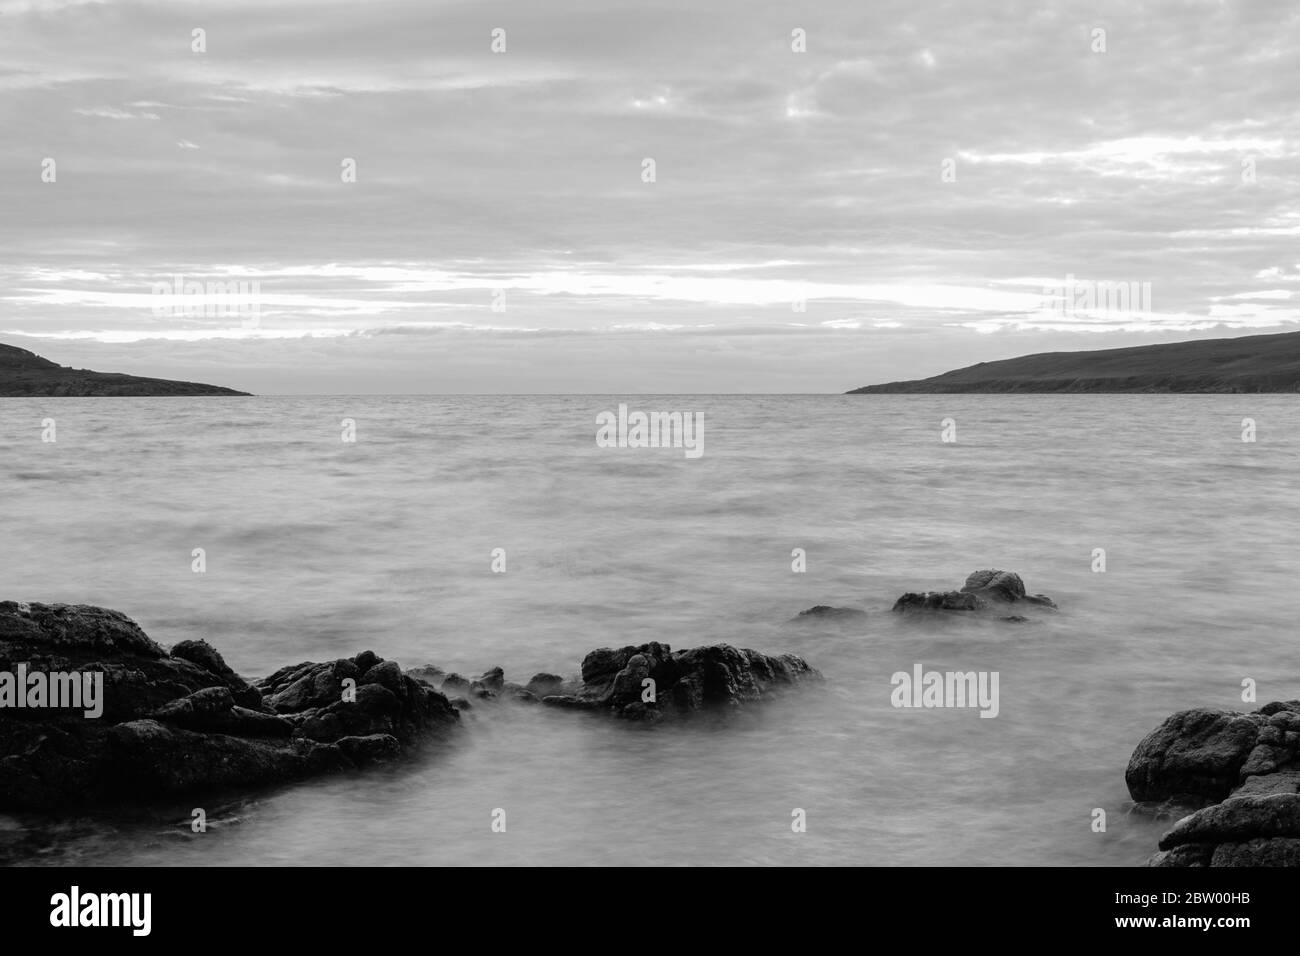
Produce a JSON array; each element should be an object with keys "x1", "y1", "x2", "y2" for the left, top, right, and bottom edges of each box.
[
  {"x1": 13, "y1": 577, "x2": 1291, "y2": 868},
  {"x1": 1128, "y1": 702, "x2": 1300, "y2": 866},
  {"x1": 0, "y1": 600, "x2": 819, "y2": 812}
]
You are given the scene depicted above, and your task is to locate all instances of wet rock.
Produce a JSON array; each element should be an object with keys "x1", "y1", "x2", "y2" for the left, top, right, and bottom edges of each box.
[
  {"x1": 790, "y1": 605, "x2": 866, "y2": 622},
  {"x1": 1210, "y1": 838, "x2": 1300, "y2": 866},
  {"x1": 961, "y1": 569, "x2": 1027, "y2": 602},
  {"x1": 1130, "y1": 701, "x2": 1300, "y2": 866},
  {"x1": 541, "y1": 694, "x2": 600, "y2": 711},
  {"x1": 0, "y1": 601, "x2": 459, "y2": 811},
  {"x1": 405, "y1": 664, "x2": 444, "y2": 687},
  {"x1": 441, "y1": 673, "x2": 470, "y2": 694},
  {"x1": 336, "y1": 734, "x2": 401, "y2": 766},
  {"x1": 1158, "y1": 794, "x2": 1300, "y2": 850},
  {"x1": 1146, "y1": 844, "x2": 1213, "y2": 867},
  {"x1": 1128, "y1": 796, "x2": 1211, "y2": 822},
  {"x1": 359, "y1": 659, "x2": 406, "y2": 697},
  {"x1": 476, "y1": 667, "x2": 505, "y2": 693},
  {"x1": 1126, "y1": 709, "x2": 1264, "y2": 802},
  {"x1": 150, "y1": 687, "x2": 292, "y2": 738},
  {"x1": 542, "y1": 642, "x2": 820, "y2": 720},
  {"x1": 261, "y1": 659, "x2": 360, "y2": 713},
  {"x1": 892, "y1": 591, "x2": 979, "y2": 612},
  {"x1": 526, "y1": 673, "x2": 566, "y2": 697},
  {"x1": 170, "y1": 640, "x2": 263, "y2": 710},
  {"x1": 892, "y1": 570, "x2": 1057, "y2": 613}
]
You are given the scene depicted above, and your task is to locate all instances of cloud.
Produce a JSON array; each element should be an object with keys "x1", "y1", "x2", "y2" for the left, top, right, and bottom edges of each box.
[
  {"x1": 0, "y1": 0, "x2": 1298, "y2": 389},
  {"x1": 74, "y1": 106, "x2": 160, "y2": 120}
]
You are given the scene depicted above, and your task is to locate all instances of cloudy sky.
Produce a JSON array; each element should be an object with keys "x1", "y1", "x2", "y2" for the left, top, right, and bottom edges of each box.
[{"x1": 1, "y1": 0, "x2": 1298, "y2": 392}]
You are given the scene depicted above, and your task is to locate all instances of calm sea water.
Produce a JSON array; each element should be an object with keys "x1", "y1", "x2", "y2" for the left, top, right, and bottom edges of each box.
[{"x1": 1, "y1": 394, "x2": 1297, "y2": 866}]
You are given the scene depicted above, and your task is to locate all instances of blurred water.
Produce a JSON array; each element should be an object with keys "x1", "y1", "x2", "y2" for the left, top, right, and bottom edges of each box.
[{"x1": 1, "y1": 394, "x2": 1297, "y2": 866}]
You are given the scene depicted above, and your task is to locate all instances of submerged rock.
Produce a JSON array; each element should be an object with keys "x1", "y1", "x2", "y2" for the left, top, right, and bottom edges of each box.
[
  {"x1": 1128, "y1": 700, "x2": 1300, "y2": 866},
  {"x1": 790, "y1": 605, "x2": 866, "y2": 622},
  {"x1": 892, "y1": 570, "x2": 1057, "y2": 614},
  {"x1": 525, "y1": 673, "x2": 569, "y2": 697},
  {"x1": 0, "y1": 601, "x2": 458, "y2": 811}
]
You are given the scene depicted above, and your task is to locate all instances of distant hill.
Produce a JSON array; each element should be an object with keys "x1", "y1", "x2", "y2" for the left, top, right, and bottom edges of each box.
[
  {"x1": 849, "y1": 331, "x2": 1300, "y2": 394},
  {"x1": 0, "y1": 343, "x2": 250, "y2": 396}
]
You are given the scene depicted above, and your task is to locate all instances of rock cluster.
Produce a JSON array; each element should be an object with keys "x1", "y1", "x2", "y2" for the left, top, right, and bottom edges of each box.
[
  {"x1": 891, "y1": 569, "x2": 1057, "y2": 613},
  {"x1": 414, "y1": 643, "x2": 820, "y2": 722},
  {"x1": 540, "y1": 642, "x2": 820, "y2": 721},
  {"x1": 0, "y1": 601, "x2": 458, "y2": 811},
  {"x1": 1127, "y1": 701, "x2": 1300, "y2": 865}
]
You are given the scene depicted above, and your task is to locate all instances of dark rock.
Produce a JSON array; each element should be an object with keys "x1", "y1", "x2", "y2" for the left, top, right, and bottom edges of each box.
[
  {"x1": 1210, "y1": 838, "x2": 1300, "y2": 866},
  {"x1": 1126, "y1": 709, "x2": 1264, "y2": 802},
  {"x1": 0, "y1": 601, "x2": 167, "y2": 659},
  {"x1": 406, "y1": 664, "x2": 444, "y2": 687},
  {"x1": 1130, "y1": 701, "x2": 1300, "y2": 866},
  {"x1": 170, "y1": 640, "x2": 264, "y2": 710},
  {"x1": 541, "y1": 695, "x2": 600, "y2": 710},
  {"x1": 352, "y1": 650, "x2": 381, "y2": 673},
  {"x1": 892, "y1": 570, "x2": 1056, "y2": 614},
  {"x1": 1147, "y1": 844, "x2": 1213, "y2": 867},
  {"x1": 961, "y1": 570, "x2": 1026, "y2": 602},
  {"x1": 441, "y1": 673, "x2": 470, "y2": 693},
  {"x1": 790, "y1": 605, "x2": 866, "y2": 622},
  {"x1": 542, "y1": 642, "x2": 820, "y2": 721},
  {"x1": 1128, "y1": 796, "x2": 1211, "y2": 822},
  {"x1": 1158, "y1": 794, "x2": 1300, "y2": 850},
  {"x1": 104, "y1": 719, "x2": 349, "y2": 795},
  {"x1": 151, "y1": 687, "x2": 293, "y2": 738},
  {"x1": 526, "y1": 673, "x2": 566, "y2": 697},
  {"x1": 476, "y1": 667, "x2": 505, "y2": 693},
  {"x1": 892, "y1": 591, "x2": 980, "y2": 612},
  {"x1": 336, "y1": 734, "x2": 401, "y2": 766},
  {"x1": 1234, "y1": 769, "x2": 1300, "y2": 797},
  {"x1": 360, "y1": 659, "x2": 406, "y2": 697},
  {"x1": 0, "y1": 601, "x2": 459, "y2": 811},
  {"x1": 259, "y1": 659, "x2": 360, "y2": 713},
  {"x1": 1259, "y1": 700, "x2": 1300, "y2": 716}
]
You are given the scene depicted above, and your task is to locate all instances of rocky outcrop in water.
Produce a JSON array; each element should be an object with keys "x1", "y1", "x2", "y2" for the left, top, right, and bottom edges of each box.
[
  {"x1": 415, "y1": 643, "x2": 820, "y2": 722},
  {"x1": 789, "y1": 605, "x2": 866, "y2": 622},
  {"x1": 0, "y1": 601, "x2": 458, "y2": 811},
  {"x1": 892, "y1": 570, "x2": 1057, "y2": 614},
  {"x1": 1127, "y1": 700, "x2": 1300, "y2": 865},
  {"x1": 540, "y1": 642, "x2": 821, "y2": 721}
]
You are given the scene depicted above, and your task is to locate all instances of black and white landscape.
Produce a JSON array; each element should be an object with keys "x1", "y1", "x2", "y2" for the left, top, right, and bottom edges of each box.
[{"x1": 2, "y1": 0, "x2": 1300, "y2": 891}]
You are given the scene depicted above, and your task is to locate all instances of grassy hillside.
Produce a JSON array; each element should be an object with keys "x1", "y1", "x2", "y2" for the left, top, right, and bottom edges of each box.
[
  {"x1": 850, "y1": 331, "x2": 1300, "y2": 393},
  {"x1": 0, "y1": 343, "x2": 250, "y2": 396}
]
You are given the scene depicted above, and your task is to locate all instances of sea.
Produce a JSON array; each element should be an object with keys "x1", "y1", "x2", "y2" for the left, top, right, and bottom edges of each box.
[{"x1": 1, "y1": 394, "x2": 1296, "y2": 866}]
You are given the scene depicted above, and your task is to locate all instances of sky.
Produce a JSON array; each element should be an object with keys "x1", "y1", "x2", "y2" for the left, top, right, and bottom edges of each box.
[{"x1": 1, "y1": 0, "x2": 1298, "y2": 393}]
